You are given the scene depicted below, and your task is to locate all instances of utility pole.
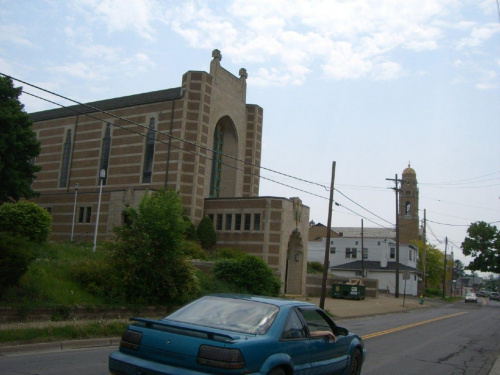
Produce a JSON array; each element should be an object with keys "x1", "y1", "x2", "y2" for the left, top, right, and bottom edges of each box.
[
  {"x1": 450, "y1": 246, "x2": 454, "y2": 296},
  {"x1": 320, "y1": 161, "x2": 336, "y2": 310},
  {"x1": 442, "y1": 236, "x2": 448, "y2": 298},
  {"x1": 386, "y1": 174, "x2": 403, "y2": 298},
  {"x1": 361, "y1": 219, "x2": 365, "y2": 278},
  {"x1": 422, "y1": 209, "x2": 427, "y2": 296}
]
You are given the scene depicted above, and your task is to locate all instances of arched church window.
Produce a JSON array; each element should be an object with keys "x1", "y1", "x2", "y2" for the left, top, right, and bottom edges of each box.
[
  {"x1": 59, "y1": 129, "x2": 72, "y2": 188},
  {"x1": 210, "y1": 124, "x2": 224, "y2": 197},
  {"x1": 142, "y1": 117, "x2": 156, "y2": 183},
  {"x1": 99, "y1": 123, "x2": 111, "y2": 185}
]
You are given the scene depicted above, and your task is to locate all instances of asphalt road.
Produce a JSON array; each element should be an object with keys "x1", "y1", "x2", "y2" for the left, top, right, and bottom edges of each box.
[
  {"x1": 351, "y1": 297, "x2": 500, "y2": 374},
  {"x1": 1, "y1": 298, "x2": 499, "y2": 375}
]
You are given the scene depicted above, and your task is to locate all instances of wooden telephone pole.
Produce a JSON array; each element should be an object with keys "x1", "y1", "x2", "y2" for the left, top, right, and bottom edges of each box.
[
  {"x1": 320, "y1": 161, "x2": 336, "y2": 310},
  {"x1": 386, "y1": 174, "x2": 404, "y2": 298}
]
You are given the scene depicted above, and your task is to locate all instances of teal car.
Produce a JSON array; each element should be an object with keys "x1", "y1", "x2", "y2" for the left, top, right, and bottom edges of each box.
[{"x1": 109, "y1": 294, "x2": 366, "y2": 375}]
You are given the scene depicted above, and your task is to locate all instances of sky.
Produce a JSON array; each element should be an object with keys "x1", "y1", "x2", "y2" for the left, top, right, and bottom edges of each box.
[{"x1": 1, "y1": 0, "x2": 499, "y2": 277}]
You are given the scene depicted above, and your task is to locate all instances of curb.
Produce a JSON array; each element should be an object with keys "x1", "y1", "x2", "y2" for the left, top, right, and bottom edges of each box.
[{"x1": 0, "y1": 337, "x2": 121, "y2": 356}]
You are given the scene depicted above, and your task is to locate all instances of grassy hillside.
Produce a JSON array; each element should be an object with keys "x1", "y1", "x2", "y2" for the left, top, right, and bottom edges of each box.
[{"x1": 2, "y1": 242, "x2": 111, "y2": 307}]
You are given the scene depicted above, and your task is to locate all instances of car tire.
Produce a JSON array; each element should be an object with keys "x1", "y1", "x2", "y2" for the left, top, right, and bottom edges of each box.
[
  {"x1": 348, "y1": 349, "x2": 362, "y2": 375},
  {"x1": 268, "y1": 367, "x2": 286, "y2": 375}
]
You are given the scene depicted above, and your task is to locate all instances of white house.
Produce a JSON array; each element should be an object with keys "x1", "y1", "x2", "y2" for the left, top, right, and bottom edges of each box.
[{"x1": 308, "y1": 236, "x2": 420, "y2": 296}]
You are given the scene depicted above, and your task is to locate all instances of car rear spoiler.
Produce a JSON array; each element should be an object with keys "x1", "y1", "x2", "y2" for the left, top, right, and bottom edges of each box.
[{"x1": 130, "y1": 317, "x2": 242, "y2": 342}]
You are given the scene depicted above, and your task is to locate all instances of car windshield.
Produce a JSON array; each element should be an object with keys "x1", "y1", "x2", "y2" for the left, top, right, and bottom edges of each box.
[{"x1": 165, "y1": 296, "x2": 279, "y2": 335}]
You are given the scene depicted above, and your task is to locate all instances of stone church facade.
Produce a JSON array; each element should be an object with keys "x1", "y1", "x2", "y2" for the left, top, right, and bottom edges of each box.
[{"x1": 29, "y1": 50, "x2": 309, "y2": 295}]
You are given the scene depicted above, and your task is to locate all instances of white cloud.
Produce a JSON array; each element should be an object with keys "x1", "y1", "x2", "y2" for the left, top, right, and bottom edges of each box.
[
  {"x1": 322, "y1": 42, "x2": 373, "y2": 80},
  {"x1": 0, "y1": 25, "x2": 36, "y2": 48},
  {"x1": 475, "y1": 82, "x2": 498, "y2": 90},
  {"x1": 50, "y1": 62, "x2": 108, "y2": 81},
  {"x1": 372, "y1": 60, "x2": 402, "y2": 81},
  {"x1": 60, "y1": 0, "x2": 499, "y2": 86},
  {"x1": 74, "y1": 0, "x2": 158, "y2": 40},
  {"x1": 456, "y1": 23, "x2": 500, "y2": 49}
]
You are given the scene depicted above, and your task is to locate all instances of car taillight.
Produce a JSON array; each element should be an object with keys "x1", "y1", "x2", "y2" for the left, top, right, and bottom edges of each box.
[
  {"x1": 197, "y1": 345, "x2": 245, "y2": 369},
  {"x1": 119, "y1": 329, "x2": 143, "y2": 351}
]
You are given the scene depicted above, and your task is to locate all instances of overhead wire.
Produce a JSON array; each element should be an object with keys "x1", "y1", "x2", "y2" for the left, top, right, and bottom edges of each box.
[
  {"x1": 2, "y1": 73, "x2": 403, "y2": 229},
  {"x1": 4, "y1": 73, "x2": 332, "y2": 194},
  {"x1": 7, "y1": 72, "x2": 488, "y2": 237},
  {"x1": 22, "y1": 89, "x2": 329, "y2": 201}
]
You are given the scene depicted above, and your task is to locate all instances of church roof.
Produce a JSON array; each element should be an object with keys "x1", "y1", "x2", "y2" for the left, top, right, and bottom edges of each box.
[
  {"x1": 330, "y1": 260, "x2": 419, "y2": 273},
  {"x1": 331, "y1": 227, "x2": 396, "y2": 239},
  {"x1": 30, "y1": 87, "x2": 184, "y2": 122}
]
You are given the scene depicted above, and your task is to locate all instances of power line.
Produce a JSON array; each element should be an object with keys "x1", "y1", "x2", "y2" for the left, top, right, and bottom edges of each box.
[
  {"x1": 5, "y1": 73, "x2": 403, "y2": 229},
  {"x1": 3, "y1": 73, "x2": 333, "y2": 195}
]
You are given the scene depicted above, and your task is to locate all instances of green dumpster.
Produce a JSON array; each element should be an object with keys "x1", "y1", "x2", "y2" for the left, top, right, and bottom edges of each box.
[{"x1": 331, "y1": 283, "x2": 365, "y2": 300}]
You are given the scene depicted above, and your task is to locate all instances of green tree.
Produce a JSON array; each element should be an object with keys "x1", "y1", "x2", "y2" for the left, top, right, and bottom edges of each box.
[
  {"x1": 112, "y1": 189, "x2": 199, "y2": 304},
  {"x1": 462, "y1": 221, "x2": 500, "y2": 274},
  {"x1": 453, "y1": 259, "x2": 465, "y2": 280},
  {"x1": 0, "y1": 200, "x2": 52, "y2": 242},
  {"x1": 0, "y1": 76, "x2": 41, "y2": 202},
  {"x1": 197, "y1": 216, "x2": 216, "y2": 250},
  {"x1": 413, "y1": 240, "x2": 445, "y2": 289}
]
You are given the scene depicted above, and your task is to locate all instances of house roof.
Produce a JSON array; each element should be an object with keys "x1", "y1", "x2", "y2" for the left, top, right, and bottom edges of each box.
[
  {"x1": 330, "y1": 260, "x2": 419, "y2": 273},
  {"x1": 331, "y1": 227, "x2": 396, "y2": 239},
  {"x1": 30, "y1": 87, "x2": 184, "y2": 122}
]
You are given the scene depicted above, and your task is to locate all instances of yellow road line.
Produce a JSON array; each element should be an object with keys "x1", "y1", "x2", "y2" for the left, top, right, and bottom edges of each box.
[{"x1": 361, "y1": 312, "x2": 468, "y2": 340}]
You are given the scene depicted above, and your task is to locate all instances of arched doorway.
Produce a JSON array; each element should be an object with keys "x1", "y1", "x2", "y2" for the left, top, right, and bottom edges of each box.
[{"x1": 285, "y1": 229, "x2": 304, "y2": 295}]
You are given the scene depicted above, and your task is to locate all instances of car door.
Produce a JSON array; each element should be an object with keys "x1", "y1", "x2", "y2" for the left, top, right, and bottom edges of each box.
[
  {"x1": 297, "y1": 307, "x2": 349, "y2": 374},
  {"x1": 280, "y1": 308, "x2": 314, "y2": 374}
]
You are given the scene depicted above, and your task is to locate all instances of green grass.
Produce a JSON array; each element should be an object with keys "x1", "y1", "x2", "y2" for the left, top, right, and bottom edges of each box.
[
  {"x1": 2, "y1": 242, "x2": 112, "y2": 306},
  {"x1": 0, "y1": 321, "x2": 128, "y2": 344}
]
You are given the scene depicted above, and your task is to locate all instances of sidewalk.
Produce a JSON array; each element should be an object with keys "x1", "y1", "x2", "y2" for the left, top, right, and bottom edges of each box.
[{"x1": 297, "y1": 294, "x2": 437, "y2": 320}]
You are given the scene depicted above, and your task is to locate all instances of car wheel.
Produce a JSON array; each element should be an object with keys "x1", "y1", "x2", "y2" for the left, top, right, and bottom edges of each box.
[
  {"x1": 348, "y1": 349, "x2": 362, "y2": 375},
  {"x1": 268, "y1": 366, "x2": 286, "y2": 375}
]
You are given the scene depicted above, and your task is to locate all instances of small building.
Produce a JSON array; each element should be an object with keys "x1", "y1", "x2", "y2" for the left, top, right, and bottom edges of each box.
[{"x1": 308, "y1": 235, "x2": 420, "y2": 296}]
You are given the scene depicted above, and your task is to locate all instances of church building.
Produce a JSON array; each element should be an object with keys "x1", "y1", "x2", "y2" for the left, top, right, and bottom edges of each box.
[{"x1": 29, "y1": 50, "x2": 310, "y2": 295}]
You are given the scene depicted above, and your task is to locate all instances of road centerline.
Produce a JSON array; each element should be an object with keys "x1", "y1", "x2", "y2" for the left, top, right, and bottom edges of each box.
[{"x1": 361, "y1": 312, "x2": 468, "y2": 340}]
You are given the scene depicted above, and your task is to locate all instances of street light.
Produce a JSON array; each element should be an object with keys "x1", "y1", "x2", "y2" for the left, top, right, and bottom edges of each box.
[
  {"x1": 70, "y1": 183, "x2": 79, "y2": 242},
  {"x1": 92, "y1": 169, "x2": 106, "y2": 252}
]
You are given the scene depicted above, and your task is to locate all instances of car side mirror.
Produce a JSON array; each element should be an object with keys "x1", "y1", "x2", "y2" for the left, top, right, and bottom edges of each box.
[{"x1": 337, "y1": 327, "x2": 349, "y2": 336}]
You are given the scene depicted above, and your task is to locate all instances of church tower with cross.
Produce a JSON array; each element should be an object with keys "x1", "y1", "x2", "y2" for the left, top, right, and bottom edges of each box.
[{"x1": 398, "y1": 164, "x2": 420, "y2": 244}]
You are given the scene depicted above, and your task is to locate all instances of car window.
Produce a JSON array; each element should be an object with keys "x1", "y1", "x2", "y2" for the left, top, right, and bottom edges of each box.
[
  {"x1": 298, "y1": 308, "x2": 335, "y2": 336},
  {"x1": 282, "y1": 309, "x2": 306, "y2": 340},
  {"x1": 166, "y1": 296, "x2": 279, "y2": 335}
]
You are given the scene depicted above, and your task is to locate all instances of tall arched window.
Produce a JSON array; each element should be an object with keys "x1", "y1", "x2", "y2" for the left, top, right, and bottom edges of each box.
[
  {"x1": 210, "y1": 123, "x2": 224, "y2": 197},
  {"x1": 142, "y1": 117, "x2": 156, "y2": 183},
  {"x1": 99, "y1": 123, "x2": 111, "y2": 185},
  {"x1": 59, "y1": 129, "x2": 72, "y2": 188}
]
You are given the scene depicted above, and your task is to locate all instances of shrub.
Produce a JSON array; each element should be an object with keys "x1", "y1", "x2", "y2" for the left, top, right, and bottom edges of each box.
[
  {"x1": 425, "y1": 286, "x2": 442, "y2": 297},
  {"x1": 183, "y1": 216, "x2": 198, "y2": 241},
  {"x1": 0, "y1": 200, "x2": 52, "y2": 242},
  {"x1": 197, "y1": 216, "x2": 216, "y2": 250},
  {"x1": 0, "y1": 233, "x2": 38, "y2": 292},
  {"x1": 308, "y1": 261, "x2": 324, "y2": 274},
  {"x1": 213, "y1": 255, "x2": 281, "y2": 296},
  {"x1": 181, "y1": 241, "x2": 208, "y2": 260},
  {"x1": 211, "y1": 247, "x2": 247, "y2": 260}
]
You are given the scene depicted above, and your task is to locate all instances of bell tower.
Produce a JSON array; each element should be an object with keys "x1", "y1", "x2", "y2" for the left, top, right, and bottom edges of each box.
[{"x1": 398, "y1": 164, "x2": 420, "y2": 243}]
